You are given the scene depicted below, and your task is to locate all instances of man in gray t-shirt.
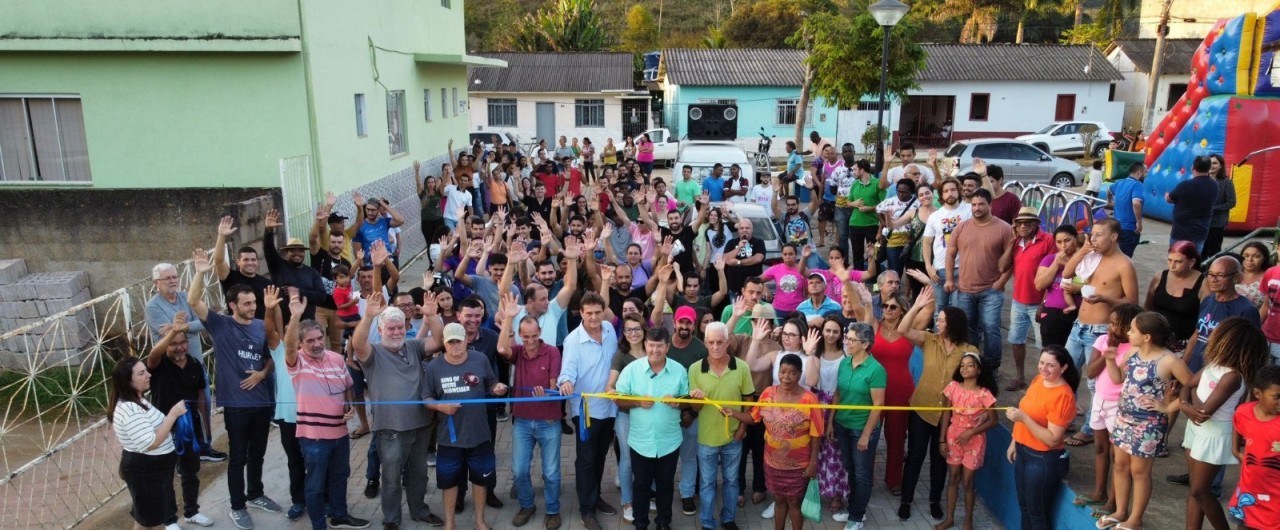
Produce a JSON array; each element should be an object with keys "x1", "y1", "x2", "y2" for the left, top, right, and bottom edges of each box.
[
  {"x1": 424, "y1": 323, "x2": 509, "y2": 529},
  {"x1": 353, "y1": 298, "x2": 445, "y2": 527}
]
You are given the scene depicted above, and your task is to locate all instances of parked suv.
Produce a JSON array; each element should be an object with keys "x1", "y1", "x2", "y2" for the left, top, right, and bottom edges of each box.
[
  {"x1": 1016, "y1": 121, "x2": 1116, "y2": 158},
  {"x1": 945, "y1": 138, "x2": 1084, "y2": 188},
  {"x1": 672, "y1": 140, "x2": 756, "y2": 190}
]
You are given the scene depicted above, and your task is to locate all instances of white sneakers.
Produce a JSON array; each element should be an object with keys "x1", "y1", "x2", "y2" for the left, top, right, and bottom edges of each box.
[
  {"x1": 832, "y1": 509, "x2": 850, "y2": 522},
  {"x1": 623, "y1": 505, "x2": 634, "y2": 522},
  {"x1": 183, "y1": 513, "x2": 214, "y2": 527},
  {"x1": 762, "y1": 501, "x2": 776, "y2": 519}
]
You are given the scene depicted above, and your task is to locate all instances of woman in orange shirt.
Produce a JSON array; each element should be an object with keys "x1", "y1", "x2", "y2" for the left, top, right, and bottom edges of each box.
[{"x1": 1005, "y1": 345, "x2": 1079, "y2": 530}]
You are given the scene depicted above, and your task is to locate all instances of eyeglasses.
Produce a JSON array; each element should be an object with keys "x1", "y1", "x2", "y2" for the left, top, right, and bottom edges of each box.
[
  {"x1": 844, "y1": 336, "x2": 861, "y2": 343},
  {"x1": 882, "y1": 304, "x2": 901, "y2": 311},
  {"x1": 623, "y1": 328, "x2": 644, "y2": 334},
  {"x1": 780, "y1": 331, "x2": 800, "y2": 338},
  {"x1": 1206, "y1": 272, "x2": 1236, "y2": 279}
]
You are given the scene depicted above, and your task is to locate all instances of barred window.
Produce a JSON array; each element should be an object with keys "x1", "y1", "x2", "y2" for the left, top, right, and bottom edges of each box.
[
  {"x1": 775, "y1": 98, "x2": 813, "y2": 126},
  {"x1": 487, "y1": 99, "x2": 517, "y2": 127},
  {"x1": 386, "y1": 90, "x2": 406, "y2": 156}
]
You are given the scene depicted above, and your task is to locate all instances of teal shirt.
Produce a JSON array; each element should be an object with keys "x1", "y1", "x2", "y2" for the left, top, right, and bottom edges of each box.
[
  {"x1": 674, "y1": 179, "x2": 701, "y2": 209},
  {"x1": 834, "y1": 354, "x2": 887, "y2": 430},
  {"x1": 616, "y1": 357, "x2": 689, "y2": 458},
  {"x1": 846, "y1": 178, "x2": 885, "y2": 227}
]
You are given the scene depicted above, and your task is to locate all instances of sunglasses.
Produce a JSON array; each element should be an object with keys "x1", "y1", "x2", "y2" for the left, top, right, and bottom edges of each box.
[{"x1": 882, "y1": 304, "x2": 902, "y2": 310}]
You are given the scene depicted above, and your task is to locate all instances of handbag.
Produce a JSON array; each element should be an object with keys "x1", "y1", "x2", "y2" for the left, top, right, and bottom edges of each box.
[{"x1": 801, "y1": 478, "x2": 822, "y2": 522}]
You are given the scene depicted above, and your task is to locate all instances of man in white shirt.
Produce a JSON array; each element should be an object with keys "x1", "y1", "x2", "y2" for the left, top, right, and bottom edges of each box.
[
  {"x1": 880, "y1": 143, "x2": 938, "y2": 190},
  {"x1": 921, "y1": 177, "x2": 972, "y2": 310}
]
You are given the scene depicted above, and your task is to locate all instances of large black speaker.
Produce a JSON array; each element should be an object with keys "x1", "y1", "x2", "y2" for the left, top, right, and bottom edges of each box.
[{"x1": 687, "y1": 104, "x2": 738, "y2": 140}]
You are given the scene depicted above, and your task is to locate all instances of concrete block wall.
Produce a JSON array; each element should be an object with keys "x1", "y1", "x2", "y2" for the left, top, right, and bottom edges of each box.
[{"x1": 0, "y1": 261, "x2": 94, "y2": 369}]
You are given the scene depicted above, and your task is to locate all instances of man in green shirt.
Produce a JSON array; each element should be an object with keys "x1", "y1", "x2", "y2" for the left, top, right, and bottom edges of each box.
[
  {"x1": 674, "y1": 165, "x2": 702, "y2": 213},
  {"x1": 845, "y1": 159, "x2": 886, "y2": 270},
  {"x1": 720, "y1": 276, "x2": 775, "y2": 336},
  {"x1": 616, "y1": 327, "x2": 688, "y2": 530},
  {"x1": 688, "y1": 322, "x2": 755, "y2": 530}
]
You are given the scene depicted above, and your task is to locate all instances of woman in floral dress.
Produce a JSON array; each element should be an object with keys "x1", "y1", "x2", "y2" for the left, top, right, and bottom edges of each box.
[{"x1": 1099, "y1": 312, "x2": 1194, "y2": 530}]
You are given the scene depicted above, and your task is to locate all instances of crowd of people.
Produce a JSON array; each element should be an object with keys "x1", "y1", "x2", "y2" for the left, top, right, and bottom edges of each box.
[{"x1": 112, "y1": 134, "x2": 1280, "y2": 530}]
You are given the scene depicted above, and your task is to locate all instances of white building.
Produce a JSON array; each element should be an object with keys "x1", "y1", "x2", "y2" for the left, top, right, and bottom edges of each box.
[
  {"x1": 837, "y1": 44, "x2": 1125, "y2": 152},
  {"x1": 1138, "y1": 0, "x2": 1269, "y2": 38},
  {"x1": 1106, "y1": 39, "x2": 1200, "y2": 129},
  {"x1": 467, "y1": 52, "x2": 650, "y2": 148}
]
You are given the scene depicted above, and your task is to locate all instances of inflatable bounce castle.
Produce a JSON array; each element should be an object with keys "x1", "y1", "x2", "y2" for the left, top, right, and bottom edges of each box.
[{"x1": 1140, "y1": 3, "x2": 1280, "y2": 230}]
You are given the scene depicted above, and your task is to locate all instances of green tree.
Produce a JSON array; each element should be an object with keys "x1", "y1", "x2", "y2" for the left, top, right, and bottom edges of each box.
[
  {"x1": 723, "y1": 0, "x2": 804, "y2": 48},
  {"x1": 802, "y1": 11, "x2": 927, "y2": 120},
  {"x1": 1060, "y1": 21, "x2": 1110, "y2": 50},
  {"x1": 929, "y1": 0, "x2": 1021, "y2": 43},
  {"x1": 506, "y1": 0, "x2": 608, "y2": 52},
  {"x1": 702, "y1": 26, "x2": 728, "y2": 48},
  {"x1": 1099, "y1": 0, "x2": 1139, "y2": 39},
  {"x1": 622, "y1": 5, "x2": 659, "y2": 53}
]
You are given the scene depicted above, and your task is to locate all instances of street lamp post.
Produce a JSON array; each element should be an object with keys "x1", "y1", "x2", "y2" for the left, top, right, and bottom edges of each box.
[{"x1": 869, "y1": 0, "x2": 909, "y2": 174}]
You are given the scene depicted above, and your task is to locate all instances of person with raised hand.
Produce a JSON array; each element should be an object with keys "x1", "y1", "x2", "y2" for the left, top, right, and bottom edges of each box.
[{"x1": 187, "y1": 249, "x2": 278, "y2": 529}]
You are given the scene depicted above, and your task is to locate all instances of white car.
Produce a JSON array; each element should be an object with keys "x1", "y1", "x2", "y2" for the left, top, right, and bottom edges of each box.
[
  {"x1": 1016, "y1": 121, "x2": 1115, "y2": 158},
  {"x1": 722, "y1": 202, "x2": 782, "y2": 265},
  {"x1": 468, "y1": 132, "x2": 525, "y2": 157},
  {"x1": 672, "y1": 140, "x2": 756, "y2": 190}
]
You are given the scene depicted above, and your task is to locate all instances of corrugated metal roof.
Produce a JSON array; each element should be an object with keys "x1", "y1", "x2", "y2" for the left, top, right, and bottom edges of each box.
[
  {"x1": 468, "y1": 52, "x2": 634, "y2": 93},
  {"x1": 661, "y1": 48, "x2": 810, "y2": 86},
  {"x1": 919, "y1": 43, "x2": 1123, "y2": 82},
  {"x1": 1109, "y1": 39, "x2": 1201, "y2": 75}
]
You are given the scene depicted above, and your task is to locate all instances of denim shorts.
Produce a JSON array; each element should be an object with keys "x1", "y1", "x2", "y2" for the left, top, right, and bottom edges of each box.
[{"x1": 1008, "y1": 300, "x2": 1040, "y2": 346}]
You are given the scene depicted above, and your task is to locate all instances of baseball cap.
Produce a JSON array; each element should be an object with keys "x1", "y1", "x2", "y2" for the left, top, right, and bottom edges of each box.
[
  {"x1": 807, "y1": 272, "x2": 827, "y2": 285},
  {"x1": 327, "y1": 212, "x2": 348, "y2": 223},
  {"x1": 443, "y1": 323, "x2": 466, "y2": 343},
  {"x1": 674, "y1": 306, "x2": 697, "y2": 323}
]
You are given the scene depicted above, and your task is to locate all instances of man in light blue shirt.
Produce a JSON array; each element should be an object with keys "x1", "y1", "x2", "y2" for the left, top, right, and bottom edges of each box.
[
  {"x1": 796, "y1": 273, "x2": 842, "y2": 318},
  {"x1": 616, "y1": 327, "x2": 688, "y2": 530},
  {"x1": 556, "y1": 293, "x2": 619, "y2": 529},
  {"x1": 514, "y1": 246, "x2": 580, "y2": 348},
  {"x1": 702, "y1": 164, "x2": 727, "y2": 202}
]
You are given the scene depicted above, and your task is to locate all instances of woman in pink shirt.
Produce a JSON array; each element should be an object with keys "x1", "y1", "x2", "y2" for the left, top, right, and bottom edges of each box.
[
  {"x1": 636, "y1": 134, "x2": 655, "y2": 182},
  {"x1": 762, "y1": 244, "x2": 807, "y2": 313}
]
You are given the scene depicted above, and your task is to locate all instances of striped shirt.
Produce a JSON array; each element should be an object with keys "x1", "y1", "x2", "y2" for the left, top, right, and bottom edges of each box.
[
  {"x1": 112, "y1": 399, "x2": 175, "y2": 455},
  {"x1": 288, "y1": 350, "x2": 353, "y2": 440}
]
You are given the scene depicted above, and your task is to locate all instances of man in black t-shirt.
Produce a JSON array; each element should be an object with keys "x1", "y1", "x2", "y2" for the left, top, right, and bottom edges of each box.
[
  {"x1": 723, "y1": 217, "x2": 765, "y2": 295},
  {"x1": 146, "y1": 312, "x2": 216, "y2": 526},
  {"x1": 213, "y1": 216, "x2": 272, "y2": 319},
  {"x1": 307, "y1": 216, "x2": 352, "y2": 352},
  {"x1": 660, "y1": 209, "x2": 698, "y2": 277}
]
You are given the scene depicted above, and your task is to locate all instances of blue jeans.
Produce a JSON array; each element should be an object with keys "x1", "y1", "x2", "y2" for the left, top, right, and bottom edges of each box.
[
  {"x1": 678, "y1": 418, "x2": 698, "y2": 499},
  {"x1": 1014, "y1": 444, "x2": 1069, "y2": 530},
  {"x1": 933, "y1": 268, "x2": 958, "y2": 314},
  {"x1": 1066, "y1": 321, "x2": 1107, "y2": 437},
  {"x1": 299, "y1": 436, "x2": 350, "y2": 530},
  {"x1": 836, "y1": 424, "x2": 880, "y2": 523},
  {"x1": 955, "y1": 287, "x2": 1005, "y2": 369},
  {"x1": 697, "y1": 441, "x2": 743, "y2": 528},
  {"x1": 512, "y1": 418, "x2": 562, "y2": 514},
  {"x1": 615, "y1": 413, "x2": 634, "y2": 505}
]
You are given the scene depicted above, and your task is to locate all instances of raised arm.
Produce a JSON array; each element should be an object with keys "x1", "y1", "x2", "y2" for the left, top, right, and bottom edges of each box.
[
  {"x1": 382, "y1": 198, "x2": 406, "y2": 228},
  {"x1": 283, "y1": 293, "x2": 306, "y2": 368},
  {"x1": 710, "y1": 257, "x2": 729, "y2": 307},
  {"x1": 453, "y1": 239, "x2": 481, "y2": 287},
  {"x1": 745, "y1": 318, "x2": 776, "y2": 373},
  {"x1": 147, "y1": 313, "x2": 190, "y2": 369},
  {"x1": 263, "y1": 285, "x2": 283, "y2": 351},
  {"x1": 187, "y1": 249, "x2": 212, "y2": 321},
  {"x1": 262, "y1": 209, "x2": 286, "y2": 276},
  {"x1": 899, "y1": 286, "x2": 936, "y2": 345},
  {"x1": 351, "y1": 290, "x2": 384, "y2": 364},
  {"x1": 214, "y1": 216, "x2": 237, "y2": 281},
  {"x1": 495, "y1": 292, "x2": 520, "y2": 363},
  {"x1": 556, "y1": 236, "x2": 584, "y2": 309},
  {"x1": 371, "y1": 241, "x2": 399, "y2": 293}
]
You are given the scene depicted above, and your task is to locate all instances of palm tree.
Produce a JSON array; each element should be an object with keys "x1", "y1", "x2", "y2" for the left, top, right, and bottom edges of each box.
[
  {"x1": 702, "y1": 26, "x2": 728, "y2": 48},
  {"x1": 931, "y1": 0, "x2": 1021, "y2": 43}
]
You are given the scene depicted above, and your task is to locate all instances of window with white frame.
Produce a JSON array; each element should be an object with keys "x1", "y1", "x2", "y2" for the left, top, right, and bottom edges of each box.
[
  {"x1": 424, "y1": 89, "x2": 432, "y2": 122},
  {"x1": 775, "y1": 98, "x2": 813, "y2": 126},
  {"x1": 575, "y1": 99, "x2": 605, "y2": 127},
  {"x1": 487, "y1": 99, "x2": 517, "y2": 127},
  {"x1": 441, "y1": 89, "x2": 448, "y2": 119},
  {"x1": 386, "y1": 90, "x2": 406, "y2": 156},
  {"x1": 354, "y1": 93, "x2": 367, "y2": 137},
  {"x1": 0, "y1": 96, "x2": 93, "y2": 182},
  {"x1": 451, "y1": 88, "x2": 459, "y2": 116}
]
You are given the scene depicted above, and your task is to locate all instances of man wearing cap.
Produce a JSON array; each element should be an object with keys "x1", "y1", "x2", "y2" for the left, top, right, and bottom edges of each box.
[
  {"x1": 688, "y1": 322, "x2": 756, "y2": 530},
  {"x1": 352, "y1": 293, "x2": 446, "y2": 528},
  {"x1": 263, "y1": 208, "x2": 326, "y2": 322},
  {"x1": 796, "y1": 273, "x2": 841, "y2": 318},
  {"x1": 668, "y1": 306, "x2": 709, "y2": 515},
  {"x1": 616, "y1": 327, "x2": 690, "y2": 530},
  {"x1": 424, "y1": 321, "x2": 508, "y2": 530},
  {"x1": 308, "y1": 208, "x2": 353, "y2": 353},
  {"x1": 496, "y1": 294, "x2": 564, "y2": 529},
  {"x1": 1006, "y1": 207, "x2": 1056, "y2": 390},
  {"x1": 721, "y1": 276, "x2": 775, "y2": 336}
]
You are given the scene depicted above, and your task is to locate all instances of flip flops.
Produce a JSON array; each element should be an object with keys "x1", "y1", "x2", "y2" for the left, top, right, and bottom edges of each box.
[
  {"x1": 1065, "y1": 433, "x2": 1094, "y2": 446},
  {"x1": 1074, "y1": 495, "x2": 1105, "y2": 506},
  {"x1": 1096, "y1": 515, "x2": 1123, "y2": 529}
]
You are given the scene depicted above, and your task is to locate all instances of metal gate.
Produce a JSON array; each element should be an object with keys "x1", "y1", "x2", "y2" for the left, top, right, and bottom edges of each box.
[
  {"x1": 622, "y1": 99, "x2": 650, "y2": 138},
  {"x1": 279, "y1": 155, "x2": 315, "y2": 241},
  {"x1": 536, "y1": 103, "x2": 555, "y2": 144}
]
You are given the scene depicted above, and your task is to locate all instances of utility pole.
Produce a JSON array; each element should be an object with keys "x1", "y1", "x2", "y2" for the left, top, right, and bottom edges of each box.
[{"x1": 1142, "y1": 0, "x2": 1174, "y2": 132}]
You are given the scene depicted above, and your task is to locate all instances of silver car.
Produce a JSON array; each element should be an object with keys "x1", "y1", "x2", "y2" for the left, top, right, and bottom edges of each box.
[{"x1": 945, "y1": 138, "x2": 1084, "y2": 188}]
